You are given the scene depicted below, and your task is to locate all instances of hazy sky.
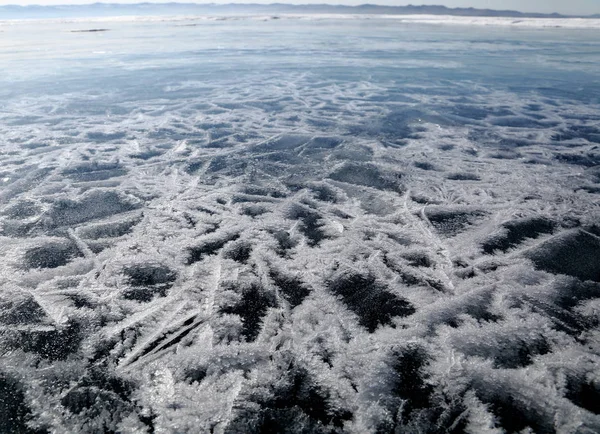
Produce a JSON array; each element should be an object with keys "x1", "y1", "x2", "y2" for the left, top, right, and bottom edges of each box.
[{"x1": 0, "y1": 0, "x2": 599, "y2": 15}]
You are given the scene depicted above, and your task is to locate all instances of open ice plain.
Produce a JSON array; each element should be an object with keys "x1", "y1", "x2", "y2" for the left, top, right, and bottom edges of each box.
[{"x1": 1, "y1": 15, "x2": 600, "y2": 433}]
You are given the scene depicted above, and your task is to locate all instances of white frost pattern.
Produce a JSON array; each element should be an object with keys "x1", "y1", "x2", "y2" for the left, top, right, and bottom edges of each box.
[{"x1": 0, "y1": 18, "x2": 599, "y2": 434}]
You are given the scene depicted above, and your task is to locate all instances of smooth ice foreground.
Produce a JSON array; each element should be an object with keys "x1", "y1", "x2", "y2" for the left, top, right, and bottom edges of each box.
[{"x1": 0, "y1": 16, "x2": 599, "y2": 434}]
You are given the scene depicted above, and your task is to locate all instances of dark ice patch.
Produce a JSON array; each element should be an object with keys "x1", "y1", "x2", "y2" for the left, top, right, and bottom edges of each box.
[
  {"x1": 487, "y1": 150, "x2": 522, "y2": 160},
  {"x1": 122, "y1": 287, "x2": 168, "y2": 303},
  {"x1": 450, "y1": 104, "x2": 490, "y2": 121},
  {"x1": 185, "y1": 160, "x2": 205, "y2": 174},
  {"x1": 86, "y1": 240, "x2": 111, "y2": 254},
  {"x1": 78, "y1": 216, "x2": 141, "y2": 240},
  {"x1": 241, "y1": 204, "x2": 268, "y2": 217},
  {"x1": 388, "y1": 344, "x2": 433, "y2": 419},
  {"x1": 187, "y1": 233, "x2": 240, "y2": 264},
  {"x1": 71, "y1": 28, "x2": 110, "y2": 33},
  {"x1": 482, "y1": 217, "x2": 556, "y2": 254},
  {"x1": 287, "y1": 204, "x2": 327, "y2": 247},
  {"x1": 223, "y1": 241, "x2": 252, "y2": 263},
  {"x1": 355, "y1": 108, "x2": 451, "y2": 141},
  {"x1": 305, "y1": 137, "x2": 342, "y2": 149},
  {"x1": 446, "y1": 172, "x2": 481, "y2": 181},
  {"x1": 523, "y1": 294, "x2": 591, "y2": 337},
  {"x1": 226, "y1": 366, "x2": 350, "y2": 434},
  {"x1": 402, "y1": 252, "x2": 433, "y2": 268},
  {"x1": 565, "y1": 374, "x2": 600, "y2": 415},
  {"x1": 241, "y1": 185, "x2": 287, "y2": 198},
  {"x1": 122, "y1": 263, "x2": 177, "y2": 302},
  {"x1": 305, "y1": 183, "x2": 338, "y2": 203},
  {"x1": 467, "y1": 128, "x2": 533, "y2": 149},
  {"x1": 329, "y1": 162, "x2": 403, "y2": 192},
  {"x1": 129, "y1": 150, "x2": 164, "y2": 160},
  {"x1": 327, "y1": 272, "x2": 415, "y2": 332},
  {"x1": 525, "y1": 229, "x2": 600, "y2": 282},
  {"x1": 425, "y1": 207, "x2": 487, "y2": 237},
  {"x1": 2, "y1": 200, "x2": 41, "y2": 219},
  {"x1": 456, "y1": 332, "x2": 550, "y2": 369},
  {"x1": 206, "y1": 156, "x2": 245, "y2": 174},
  {"x1": 23, "y1": 240, "x2": 83, "y2": 269},
  {"x1": 554, "y1": 152, "x2": 600, "y2": 168},
  {"x1": 60, "y1": 368, "x2": 134, "y2": 428},
  {"x1": 525, "y1": 103, "x2": 543, "y2": 112},
  {"x1": 259, "y1": 151, "x2": 305, "y2": 165},
  {"x1": 271, "y1": 230, "x2": 298, "y2": 257},
  {"x1": 489, "y1": 116, "x2": 552, "y2": 128},
  {"x1": 270, "y1": 271, "x2": 310, "y2": 308},
  {"x1": 207, "y1": 129, "x2": 232, "y2": 140},
  {"x1": 373, "y1": 342, "x2": 468, "y2": 433},
  {"x1": 552, "y1": 125, "x2": 600, "y2": 144},
  {"x1": 413, "y1": 161, "x2": 437, "y2": 171},
  {"x1": 63, "y1": 162, "x2": 127, "y2": 182},
  {"x1": 221, "y1": 283, "x2": 277, "y2": 342},
  {"x1": 147, "y1": 127, "x2": 196, "y2": 140},
  {"x1": 86, "y1": 131, "x2": 126, "y2": 141},
  {"x1": 410, "y1": 194, "x2": 440, "y2": 205},
  {"x1": 0, "y1": 296, "x2": 46, "y2": 325},
  {"x1": 197, "y1": 122, "x2": 232, "y2": 130},
  {"x1": 0, "y1": 373, "x2": 36, "y2": 434},
  {"x1": 253, "y1": 135, "x2": 309, "y2": 152},
  {"x1": 12, "y1": 321, "x2": 82, "y2": 360},
  {"x1": 479, "y1": 388, "x2": 554, "y2": 434},
  {"x1": 61, "y1": 387, "x2": 131, "y2": 416},
  {"x1": 43, "y1": 190, "x2": 140, "y2": 228},
  {"x1": 232, "y1": 194, "x2": 278, "y2": 205},
  {"x1": 580, "y1": 185, "x2": 600, "y2": 194},
  {"x1": 184, "y1": 366, "x2": 207, "y2": 385},
  {"x1": 331, "y1": 145, "x2": 373, "y2": 162},
  {"x1": 123, "y1": 263, "x2": 176, "y2": 287}
]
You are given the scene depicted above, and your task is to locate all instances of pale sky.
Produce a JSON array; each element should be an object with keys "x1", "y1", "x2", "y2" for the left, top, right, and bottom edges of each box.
[{"x1": 0, "y1": 0, "x2": 599, "y2": 15}]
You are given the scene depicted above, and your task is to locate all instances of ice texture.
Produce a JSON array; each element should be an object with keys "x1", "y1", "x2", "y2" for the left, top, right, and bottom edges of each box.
[{"x1": 0, "y1": 15, "x2": 599, "y2": 434}]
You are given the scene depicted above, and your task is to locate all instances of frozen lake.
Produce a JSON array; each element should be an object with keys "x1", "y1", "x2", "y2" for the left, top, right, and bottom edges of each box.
[{"x1": 1, "y1": 15, "x2": 599, "y2": 433}]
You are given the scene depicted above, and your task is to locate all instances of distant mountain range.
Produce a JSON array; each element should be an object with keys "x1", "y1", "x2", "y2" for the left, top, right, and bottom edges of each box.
[{"x1": 0, "y1": 3, "x2": 596, "y2": 20}]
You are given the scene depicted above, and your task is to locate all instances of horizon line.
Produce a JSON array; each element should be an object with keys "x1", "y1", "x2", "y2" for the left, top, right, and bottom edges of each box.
[{"x1": 1, "y1": 2, "x2": 598, "y2": 18}]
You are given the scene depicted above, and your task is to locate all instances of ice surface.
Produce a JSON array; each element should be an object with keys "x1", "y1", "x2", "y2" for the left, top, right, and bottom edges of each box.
[
  {"x1": 4, "y1": 14, "x2": 600, "y2": 29},
  {"x1": 380, "y1": 14, "x2": 600, "y2": 29},
  {"x1": 0, "y1": 15, "x2": 599, "y2": 434}
]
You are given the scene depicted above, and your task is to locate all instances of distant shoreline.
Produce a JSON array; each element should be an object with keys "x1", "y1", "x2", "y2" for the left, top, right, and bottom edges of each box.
[
  {"x1": 2, "y1": 14, "x2": 600, "y2": 30},
  {"x1": 1, "y1": 3, "x2": 599, "y2": 21}
]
